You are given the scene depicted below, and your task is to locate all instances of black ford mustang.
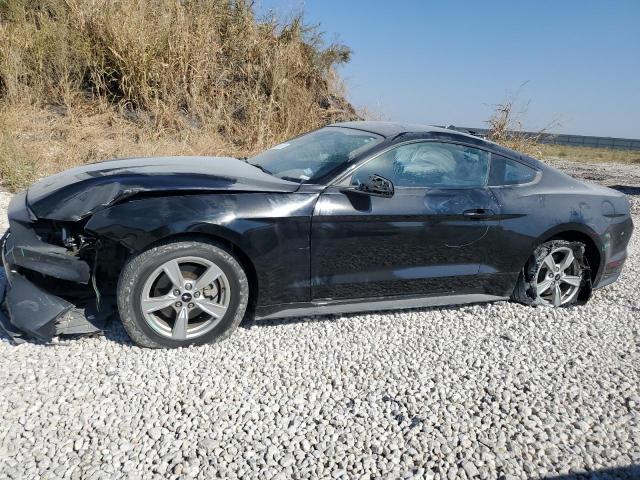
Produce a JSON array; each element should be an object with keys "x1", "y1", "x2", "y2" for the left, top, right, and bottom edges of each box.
[{"x1": 0, "y1": 122, "x2": 633, "y2": 347}]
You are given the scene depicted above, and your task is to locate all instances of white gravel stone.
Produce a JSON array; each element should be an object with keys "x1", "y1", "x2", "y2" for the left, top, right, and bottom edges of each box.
[{"x1": 0, "y1": 162, "x2": 639, "y2": 479}]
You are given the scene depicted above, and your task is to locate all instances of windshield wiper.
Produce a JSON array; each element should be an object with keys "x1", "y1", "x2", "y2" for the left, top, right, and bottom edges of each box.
[
  {"x1": 250, "y1": 163, "x2": 272, "y2": 175},
  {"x1": 240, "y1": 157, "x2": 273, "y2": 175},
  {"x1": 280, "y1": 176, "x2": 305, "y2": 183}
]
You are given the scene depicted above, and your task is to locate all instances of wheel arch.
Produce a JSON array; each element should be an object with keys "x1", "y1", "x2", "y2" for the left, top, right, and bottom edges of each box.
[
  {"x1": 116, "y1": 230, "x2": 260, "y2": 313},
  {"x1": 511, "y1": 225, "x2": 602, "y2": 306},
  {"x1": 539, "y1": 225, "x2": 603, "y2": 280}
]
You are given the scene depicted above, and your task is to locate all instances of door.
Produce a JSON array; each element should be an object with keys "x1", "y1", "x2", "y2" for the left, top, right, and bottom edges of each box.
[{"x1": 311, "y1": 141, "x2": 500, "y2": 300}]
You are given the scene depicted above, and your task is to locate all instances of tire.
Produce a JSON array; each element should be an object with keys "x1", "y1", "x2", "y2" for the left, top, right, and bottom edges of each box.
[
  {"x1": 512, "y1": 239, "x2": 591, "y2": 307},
  {"x1": 117, "y1": 239, "x2": 249, "y2": 348}
]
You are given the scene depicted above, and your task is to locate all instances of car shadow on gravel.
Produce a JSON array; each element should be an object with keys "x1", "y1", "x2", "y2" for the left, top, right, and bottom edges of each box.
[
  {"x1": 542, "y1": 464, "x2": 640, "y2": 479},
  {"x1": 242, "y1": 302, "x2": 496, "y2": 329},
  {"x1": 0, "y1": 316, "x2": 135, "y2": 347},
  {"x1": 241, "y1": 314, "x2": 343, "y2": 330},
  {"x1": 101, "y1": 320, "x2": 135, "y2": 346},
  {"x1": 610, "y1": 185, "x2": 640, "y2": 195}
]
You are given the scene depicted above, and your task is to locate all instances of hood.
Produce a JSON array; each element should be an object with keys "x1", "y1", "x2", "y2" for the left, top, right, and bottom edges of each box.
[{"x1": 27, "y1": 156, "x2": 299, "y2": 221}]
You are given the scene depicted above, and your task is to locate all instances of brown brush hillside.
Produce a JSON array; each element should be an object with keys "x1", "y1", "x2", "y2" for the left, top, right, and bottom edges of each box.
[{"x1": 0, "y1": 0, "x2": 358, "y2": 191}]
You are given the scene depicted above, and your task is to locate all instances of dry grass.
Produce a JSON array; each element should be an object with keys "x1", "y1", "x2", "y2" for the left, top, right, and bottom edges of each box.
[
  {"x1": 486, "y1": 88, "x2": 559, "y2": 158},
  {"x1": 0, "y1": 103, "x2": 258, "y2": 191},
  {"x1": 3, "y1": 3, "x2": 634, "y2": 193},
  {"x1": 537, "y1": 144, "x2": 640, "y2": 164},
  {"x1": 486, "y1": 88, "x2": 640, "y2": 164},
  {"x1": 0, "y1": 0, "x2": 357, "y2": 191}
]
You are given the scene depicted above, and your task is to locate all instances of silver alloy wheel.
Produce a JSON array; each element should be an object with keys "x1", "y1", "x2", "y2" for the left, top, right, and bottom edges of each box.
[
  {"x1": 535, "y1": 246, "x2": 582, "y2": 307},
  {"x1": 140, "y1": 256, "x2": 230, "y2": 340}
]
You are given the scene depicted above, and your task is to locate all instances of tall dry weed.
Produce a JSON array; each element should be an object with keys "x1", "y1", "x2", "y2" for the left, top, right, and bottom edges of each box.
[
  {"x1": 0, "y1": 0, "x2": 358, "y2": 191},
  {"x1": 486, "y1": 86, "x2": 559, "y2": 157}
]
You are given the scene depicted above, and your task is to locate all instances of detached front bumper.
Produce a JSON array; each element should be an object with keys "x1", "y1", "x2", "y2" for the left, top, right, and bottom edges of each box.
[{"x1": 0, "y1": 193, "x2": 112, "y2": 343}]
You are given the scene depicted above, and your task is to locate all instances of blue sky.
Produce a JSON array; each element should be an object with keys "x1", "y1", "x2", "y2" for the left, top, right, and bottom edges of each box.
[{"x1": 257, "y1": 0, "x2": 640, "y2": 138}]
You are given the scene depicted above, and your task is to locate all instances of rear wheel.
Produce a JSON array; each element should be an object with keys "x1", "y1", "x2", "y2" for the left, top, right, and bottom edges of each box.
[
  {"x1": 117, "y1": 239, "x2": 249, "y2": 348},
  {"x1": 512, "y1": 240, "x2": 588, "y2": 307}
]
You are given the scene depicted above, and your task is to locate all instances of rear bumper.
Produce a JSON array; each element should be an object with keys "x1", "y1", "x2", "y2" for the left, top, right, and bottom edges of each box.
[
  {"x1": 0, "y1": 196, "x2": 112, "y2": 343},
  {"x1": 593, "y1": 249, "x2": 627, "y2": 289},
  {"x1": 592, "y1": 214, "x2": 634, "y2": 290}
]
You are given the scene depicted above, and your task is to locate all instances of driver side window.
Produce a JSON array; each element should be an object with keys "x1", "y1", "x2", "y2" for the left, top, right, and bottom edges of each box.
[{"x1": 350, "y1": 142, "x2": 490, "y2": 188}]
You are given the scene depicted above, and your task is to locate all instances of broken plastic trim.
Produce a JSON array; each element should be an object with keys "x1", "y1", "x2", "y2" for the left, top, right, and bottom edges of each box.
[
  {"x1": 0, "y1": 232, "x2": 113, "y2": 343},
  {"x1": 4, "y1": 272, "x2": 74, "y2": 341},
  {"x1": 4, "y1": 221, "x2": 91, "y2": 284},
  {"x1": 0, "y1": 269, "x2": 114, "y2": 343}
]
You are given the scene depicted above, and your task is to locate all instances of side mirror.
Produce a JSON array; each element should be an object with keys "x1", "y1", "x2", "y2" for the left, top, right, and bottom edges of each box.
[{"x1": 343, "y1": 174, "x2": 394, "y2": 198}]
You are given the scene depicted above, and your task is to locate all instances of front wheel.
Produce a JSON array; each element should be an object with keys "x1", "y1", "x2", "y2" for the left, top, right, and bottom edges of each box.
[
  {"x1": 512, "y1": 240, "x2": 590, "y2": 307},
  {"x1": 117, "y1": 239, "x2": 249, "y2": 348}
]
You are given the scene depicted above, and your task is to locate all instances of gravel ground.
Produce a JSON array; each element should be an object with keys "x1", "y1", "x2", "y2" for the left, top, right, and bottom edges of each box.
[
  {"x1": 0, "y1": 162, "x2": 639, "y2": 480},
  {"x1": 547, "y1": 159, "x2": 640, "y2": 191}
]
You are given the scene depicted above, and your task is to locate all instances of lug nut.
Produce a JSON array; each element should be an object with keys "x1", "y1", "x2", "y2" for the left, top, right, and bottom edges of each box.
[
  {"x1": 185, "y1": 283, "x2": 193, "y2": 290},
  {"x1": 175, "y1": 301, "x2": 182, "y2": 308},
  {"x1": 193, "y1": 291, "x2": 200, "y2": 298},
  {"x1": 188, "y1": 302, "x2": 195, "y2": 308},
  {"x1": 173, "y1": 289, "x2": 180, "y2": 296}
]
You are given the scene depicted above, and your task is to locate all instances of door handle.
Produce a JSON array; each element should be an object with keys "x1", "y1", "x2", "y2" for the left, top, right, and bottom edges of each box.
[{"x1": 462, "y1": 209, "x2": 495, "y2": 219}]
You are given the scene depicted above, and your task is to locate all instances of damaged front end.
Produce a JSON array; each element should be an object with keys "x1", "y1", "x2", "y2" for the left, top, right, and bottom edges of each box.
[
  {"x1": 0, "y1": 155, "x2": 299, "y2": 343},
  {"x1": 0, "y1": 192, "x2": 115, "y2": 343}
]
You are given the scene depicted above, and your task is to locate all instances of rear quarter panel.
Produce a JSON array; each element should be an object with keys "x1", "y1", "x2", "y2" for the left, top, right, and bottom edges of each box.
[{"x1": 485, "y1": 169, "x2": 632, "y2": 295}]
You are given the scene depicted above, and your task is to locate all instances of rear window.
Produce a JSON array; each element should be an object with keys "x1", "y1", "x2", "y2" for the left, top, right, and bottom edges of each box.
[{"x1": 489, "y1": 155, "x2": 538, "y2": 186}]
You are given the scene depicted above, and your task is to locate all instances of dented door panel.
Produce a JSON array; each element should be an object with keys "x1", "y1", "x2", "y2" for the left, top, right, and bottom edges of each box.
[{"x1": 310, "y1": 186, "x2": 500, "y2": 300}]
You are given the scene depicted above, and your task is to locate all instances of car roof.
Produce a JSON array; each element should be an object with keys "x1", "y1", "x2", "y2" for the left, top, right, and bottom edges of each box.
[
  {"x1": 329, "y1": 120, "x2": 545, "y2": 169},
  {"x1": 329, "y1": 121, "x2": 475, "y2": 139}
]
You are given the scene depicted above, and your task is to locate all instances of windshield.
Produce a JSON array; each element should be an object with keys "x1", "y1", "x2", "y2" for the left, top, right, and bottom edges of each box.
[{"x1": 248, "y1": 126, "x2": 383, "y2": 183}]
